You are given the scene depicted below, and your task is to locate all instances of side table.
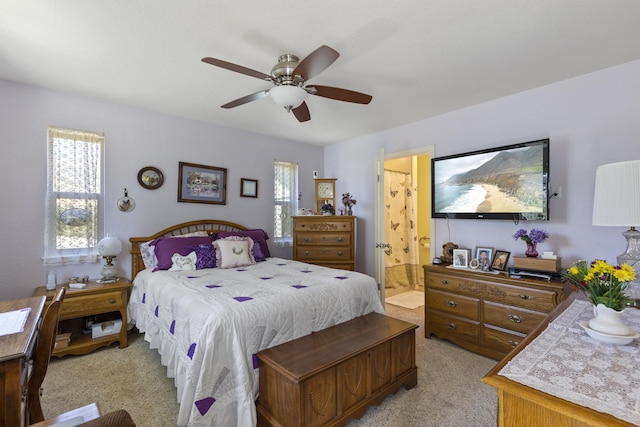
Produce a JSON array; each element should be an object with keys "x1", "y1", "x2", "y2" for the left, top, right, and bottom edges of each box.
[{"x1": 32, "y1": 278, "x2": 132, "y2": 357}]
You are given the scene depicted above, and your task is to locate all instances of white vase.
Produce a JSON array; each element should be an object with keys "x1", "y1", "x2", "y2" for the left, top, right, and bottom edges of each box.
[{"x1": 588, "y1": 303, "x2": 630, "y2": 336}]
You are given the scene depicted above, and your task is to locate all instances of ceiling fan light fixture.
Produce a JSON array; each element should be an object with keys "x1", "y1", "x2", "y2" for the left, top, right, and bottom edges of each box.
[{"x1": 269, "y1": 85, "x2": 307, "y2": 111}]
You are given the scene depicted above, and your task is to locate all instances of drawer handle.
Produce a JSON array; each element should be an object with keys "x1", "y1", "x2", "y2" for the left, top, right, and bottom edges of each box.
[
  {"x1": 446, "y1": 300, "x2": 457, "y2": 308},
  {"x1": 303, "y1": 237, "x2": 310, "y2": 242},
  {"x1": 508, "y1": 314, "x2": 524, "y2": 323},
  {"x1": 337, "y1": 236, "x2": 344, "y2": 242},
  {"x1": 336, "y1": 251, "x2": 345, "y2": 256},
  {"x1": 440, "y1": 279, "x2": 449, "y2": 284},
  {"x1": 447, "y1": 322, "x2": 457, "y2": 330},
  {"x1": 304, "y1": 251, "x2": 310, "y2": 256},
  {"x1": 110, "y1": 298, "x2": 116, "y2": 304},
  {"x1": 518, "y1": 294, "x2": 533, "y2": 300},
  {"x1": 508, "y1": 340, "x2": 520, "y2": 348}
]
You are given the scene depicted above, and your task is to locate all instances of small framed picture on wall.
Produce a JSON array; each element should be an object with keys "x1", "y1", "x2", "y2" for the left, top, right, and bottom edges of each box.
[{"x1": 240, "y1": 178, "x2": 258, "y2": 198}]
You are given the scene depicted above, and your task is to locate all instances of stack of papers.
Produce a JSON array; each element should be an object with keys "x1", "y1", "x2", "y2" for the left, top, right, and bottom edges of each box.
[{"x1": 0, "y1": 307, "x2": 31, "y2": 337}]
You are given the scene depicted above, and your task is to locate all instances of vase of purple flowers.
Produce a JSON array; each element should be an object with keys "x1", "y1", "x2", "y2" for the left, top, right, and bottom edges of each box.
[
  {"x1": 513, "y1": 228, "x2": 549, "y2": 258},
  {"x1": 525, "y1": 242, "x2": 538, "y2": 258},
  {"x1": 342, "y1": 192, "x2": 356, "y2": 216}
]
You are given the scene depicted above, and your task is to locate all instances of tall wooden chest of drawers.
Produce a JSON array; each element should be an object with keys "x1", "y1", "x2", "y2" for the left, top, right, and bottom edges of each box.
[
  {"x1": 423, "y1": 264, "x2": 567, "y2": 360},
  {"x1": 293, "y1": 216, "x2": 355, "y2": 270}
]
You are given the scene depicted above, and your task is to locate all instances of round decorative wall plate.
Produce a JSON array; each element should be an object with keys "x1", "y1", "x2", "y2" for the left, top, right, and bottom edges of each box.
[
  {"x1": 117, "y1": 188, "x2": 135, "y2": 212},
  {"x1": 137, "y1": 166, "x2": 164, "y2": 189},
  {"x1": 117, "y1": 196, "x2": 136, "y2": 212}
]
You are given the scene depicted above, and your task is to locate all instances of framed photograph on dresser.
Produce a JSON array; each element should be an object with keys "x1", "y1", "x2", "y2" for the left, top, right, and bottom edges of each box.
[
  {"x1": 475, "y1": 246, "x2": 494, "y2": 272},
  {"x1": 491, "y1": 250, "x2": 511, "y2": 271},
  {"x1": 452, "y1": 249, "x2": 469, "y2": 268}
]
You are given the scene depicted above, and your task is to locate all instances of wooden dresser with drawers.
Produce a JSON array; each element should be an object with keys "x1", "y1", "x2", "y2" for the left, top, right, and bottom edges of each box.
[
  {"x1": 293, "y1": 216, "x2": 355, "y2": 270},
  {"x1": 423, "y1": 264, "x2": 567, "y2": 360}
]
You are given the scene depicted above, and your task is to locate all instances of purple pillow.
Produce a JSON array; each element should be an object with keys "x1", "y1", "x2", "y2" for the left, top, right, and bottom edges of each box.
[
  {"x1": 216, "y1": 229, "x2": 271, "y2": 259},
  {"x1": 252, "y1": 241, "x2": 265, "y2": 262},
  {"x1": 189, "y1": 243, "x2": 217, "y2": 269},
  {"x1": 151, "y1": 235, "x2": 214, "y2": 271}
]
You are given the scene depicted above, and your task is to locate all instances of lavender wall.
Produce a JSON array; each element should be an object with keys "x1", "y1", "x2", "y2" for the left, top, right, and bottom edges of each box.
[
  {"x1": 3, "y1": 59, "x2": 640, "y2": 300},
  {"x1": 0, "y1": 80, "x2": 324, "y2": 299},
  {"x1": 325, "y1": 59, "x2": 640, "y2": 280}
]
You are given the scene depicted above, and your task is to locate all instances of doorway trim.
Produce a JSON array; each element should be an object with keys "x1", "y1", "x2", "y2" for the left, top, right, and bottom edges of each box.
[{"x1": 377, "y1": 145, "x2": 435, "y2": 302}]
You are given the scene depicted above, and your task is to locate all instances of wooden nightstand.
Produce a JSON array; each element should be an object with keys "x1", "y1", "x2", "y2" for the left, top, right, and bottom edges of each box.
[{"x1": 32, "y1": 278, "x2": 132, "y2": 357}]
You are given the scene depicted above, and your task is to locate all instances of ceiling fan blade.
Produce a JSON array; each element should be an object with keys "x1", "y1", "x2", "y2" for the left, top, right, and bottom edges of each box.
[
  {"x1": 307, "y1": 85, "x2": 372, "y2": 104},
  {"x1": 221, "y1": 91, "x2": 269, "y2": 109},
  {"x1": 293, "y1": 45, "x2": 339, "y2": 81},
  {"x1": 202, "y1": 57, "x2": 271, "y2": 81},
  {"x1": 292, "y1": 102, "x2": 311, "y2": 122}
]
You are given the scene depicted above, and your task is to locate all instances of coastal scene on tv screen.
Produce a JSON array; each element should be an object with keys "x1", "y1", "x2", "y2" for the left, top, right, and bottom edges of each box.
[{"x1": 434, "y1": 144, "x2": 545, "y2": 215}]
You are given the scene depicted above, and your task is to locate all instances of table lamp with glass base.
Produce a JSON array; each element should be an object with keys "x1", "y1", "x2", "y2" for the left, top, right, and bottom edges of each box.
[
  {"x1": 97, "y1": 235, "x2": 123, "y2": 283},
  {"x1": 592, "y1": 160, "x2": 640, "y2": 307},
  {"x1": 99, "y1": 255, "x2": 119, "y2": 283},
  {"x1": 617, "y1": 226, "x2": 640, "y2": 307}
]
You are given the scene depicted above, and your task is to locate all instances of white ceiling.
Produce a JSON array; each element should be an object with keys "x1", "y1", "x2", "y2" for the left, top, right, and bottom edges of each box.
[{"x1": 2, "y1": 1, "x2": 640, "y2": 146}]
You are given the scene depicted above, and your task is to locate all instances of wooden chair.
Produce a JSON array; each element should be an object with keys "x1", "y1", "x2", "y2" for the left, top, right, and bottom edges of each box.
[
  {"x1": 77, "y1": 409, "x2": 136, "y2": 427},
  {"x1": 29, "y1": 403, "x2": 137, "y2": 427},
  {"x1": 28, "y1": 287, "x2": 66, "y2": 424}
]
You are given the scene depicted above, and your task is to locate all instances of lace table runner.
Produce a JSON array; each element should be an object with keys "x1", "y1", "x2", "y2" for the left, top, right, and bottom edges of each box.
[{"x1": 499, "y1": 299, "x2": 640, "y2": 425}]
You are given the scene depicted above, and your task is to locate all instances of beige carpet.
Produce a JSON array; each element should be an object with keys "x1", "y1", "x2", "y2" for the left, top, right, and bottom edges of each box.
[
  {"x1": 42, "y1": 304, "x2": 498, "y2": 427},
  {"x1": 385, "y1": 290, "x2": 425, "y2": 309}
]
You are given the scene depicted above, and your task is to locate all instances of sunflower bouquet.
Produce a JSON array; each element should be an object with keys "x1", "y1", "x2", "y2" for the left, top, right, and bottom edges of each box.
[{"x1": 563, "y1": 259, "x2": 635, "y2": 311}]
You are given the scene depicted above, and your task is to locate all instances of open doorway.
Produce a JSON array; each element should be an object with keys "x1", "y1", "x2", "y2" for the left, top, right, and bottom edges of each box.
[{"x1": 381, "y1": 150, "x2": 432, "y2": 311}]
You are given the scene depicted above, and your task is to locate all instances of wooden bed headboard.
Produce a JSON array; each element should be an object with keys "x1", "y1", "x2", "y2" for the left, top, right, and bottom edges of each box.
[{"x1": 129, "y1": 219, "x2": 248, "y2": 281}]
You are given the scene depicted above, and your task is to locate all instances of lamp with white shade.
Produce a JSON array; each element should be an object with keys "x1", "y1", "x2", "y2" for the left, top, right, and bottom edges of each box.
[
  {"x1": 592, "y1": 159, "x2": 640, "y2": 303},
  {"x1": 97, "y1": 235, "x2": 123, "y2": 283}
]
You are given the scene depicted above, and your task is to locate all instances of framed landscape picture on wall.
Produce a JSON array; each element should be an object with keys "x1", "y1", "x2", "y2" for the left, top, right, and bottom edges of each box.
[{"x1": 178, "y1": 161, "x2": 227, "y2": 204}]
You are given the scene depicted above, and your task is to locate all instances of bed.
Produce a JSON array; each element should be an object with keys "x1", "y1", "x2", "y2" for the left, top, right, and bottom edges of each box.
[{"x1": 127, "y1": 220, "x2": 384, "y2": 427}]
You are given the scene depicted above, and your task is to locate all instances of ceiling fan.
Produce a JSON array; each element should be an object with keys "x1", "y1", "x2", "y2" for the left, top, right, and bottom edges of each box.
[{"x1": 201, "y1": 45, "x2": 372, "y2": 122}]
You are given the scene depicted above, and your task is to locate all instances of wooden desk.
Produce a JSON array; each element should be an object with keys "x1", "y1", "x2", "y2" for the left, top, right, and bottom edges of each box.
[
  {"x1": 483, "y1": 293, "x2": 638, "y2": 427},
  {"x1": 0, "y1": 296, "x2": 45, "y2": 427}
]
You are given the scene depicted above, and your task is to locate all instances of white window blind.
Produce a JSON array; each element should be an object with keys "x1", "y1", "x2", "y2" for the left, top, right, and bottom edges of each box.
[
  {"x1": 273, "y1": 160, "x2": 298, "y2": 246},
  {"x1": 44, "y1": 126, "x2": 104, "y2": 266}
]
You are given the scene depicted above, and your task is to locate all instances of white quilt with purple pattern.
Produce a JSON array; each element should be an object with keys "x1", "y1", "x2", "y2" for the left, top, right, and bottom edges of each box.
[{"x1": 127, "y1": 257, "x2": 384, "y2": 427}]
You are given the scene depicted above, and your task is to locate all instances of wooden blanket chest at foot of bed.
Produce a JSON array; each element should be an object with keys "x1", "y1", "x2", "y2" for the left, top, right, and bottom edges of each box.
[{"x1": 256, "y1": 313, "x2": 418, "y2": 427}]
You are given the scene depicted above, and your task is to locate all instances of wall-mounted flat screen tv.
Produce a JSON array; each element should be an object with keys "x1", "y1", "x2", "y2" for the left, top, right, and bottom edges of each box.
[{"x1": 431, "y1": 138, "x2": 549, "y2": 220}]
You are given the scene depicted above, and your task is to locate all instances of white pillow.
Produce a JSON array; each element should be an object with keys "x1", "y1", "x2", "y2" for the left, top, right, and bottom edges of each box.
[
  {"x1": 213, "y1": 236, "x2": 256, "y2": 269},
  {"x1": 140, "y1": 231, "x2": 209, "y2": 270},
  {"x1": 168, "y1": 251, "x2": 197, "y2": 271}
]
